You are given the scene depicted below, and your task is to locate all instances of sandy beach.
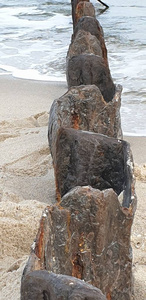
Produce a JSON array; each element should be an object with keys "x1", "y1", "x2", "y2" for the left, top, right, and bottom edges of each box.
[{"x1": 0, "y1": 76, "x2": 146, "y2": 299}]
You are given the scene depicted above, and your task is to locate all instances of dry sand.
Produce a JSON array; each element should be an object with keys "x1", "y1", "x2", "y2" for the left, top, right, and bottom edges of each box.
[{"x1": 0, "y1": 76, "x2": 146, "y2": 299}]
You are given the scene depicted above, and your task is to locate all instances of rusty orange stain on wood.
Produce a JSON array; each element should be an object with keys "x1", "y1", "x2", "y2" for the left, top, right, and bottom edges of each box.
[
  {"x1": 35, "y1": 218, "x2": 45, "y2": 260},
  {"x1": 72, "y1": 113, "x2": 79, "y2": 130},
  {"x1": 106, "y1": 292, "x2": 111, "y2": 300},
  {"x1": 71, "y1": 233, "x2": 85, "y2": 279},
  {"x1": 54, "y1": 167, "x2": 61, "y2": 202},
  {"x1": 72, "y1": 253, "x2": 83, "y2": 280},
  {"x1": 75, "y1": 0, "x2": 90, "y2": 24},
  {"x1": 56, "y1": 188, "x2": 61, "y2": 202}
]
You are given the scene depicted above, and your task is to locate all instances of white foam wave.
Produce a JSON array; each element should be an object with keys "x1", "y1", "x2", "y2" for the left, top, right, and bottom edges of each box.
[
  {"x1": 0, "y1": 6, "x2": 71, "y2": 31},
  {"x1": 0, "y1": 64, "x2": 66, "y2": 82}
]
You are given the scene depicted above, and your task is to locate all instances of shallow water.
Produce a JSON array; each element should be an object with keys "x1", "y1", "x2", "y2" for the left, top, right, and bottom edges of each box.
[{"x1": 0, "y1": 0, "x2": 146, "y2": 135}]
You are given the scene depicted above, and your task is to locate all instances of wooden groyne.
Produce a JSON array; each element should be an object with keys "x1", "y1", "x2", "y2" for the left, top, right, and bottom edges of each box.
[{"x1": 21, "y1": 1, "x2": 136, "y2": 299}]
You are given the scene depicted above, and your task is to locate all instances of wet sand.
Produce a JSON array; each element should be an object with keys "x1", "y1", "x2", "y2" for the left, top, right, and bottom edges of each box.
[
  {"x1": 0, "y1": 75, "x2": 67, "y2": 121},
  {"x1": 0, "y1": 76, "x2": 145, "y2": 299}
]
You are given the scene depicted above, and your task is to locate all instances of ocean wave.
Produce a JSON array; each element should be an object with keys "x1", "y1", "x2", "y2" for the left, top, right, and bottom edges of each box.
[{"x1": 0, "y1": 64, "x2": 66, "y2": 81}]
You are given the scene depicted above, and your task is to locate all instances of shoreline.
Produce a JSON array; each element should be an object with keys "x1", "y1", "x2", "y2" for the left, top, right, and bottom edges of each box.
[
  {"x1": 0, "y1": 74, "x2": 145, "y2": 132},
  {"x1": 0, "y1": 75, "x2": 146, "y2": 165}
]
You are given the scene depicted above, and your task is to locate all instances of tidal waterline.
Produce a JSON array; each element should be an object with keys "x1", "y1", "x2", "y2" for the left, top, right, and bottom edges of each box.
[{"x1": 0, "y1": 0, "x2": 145, "y2": 135}]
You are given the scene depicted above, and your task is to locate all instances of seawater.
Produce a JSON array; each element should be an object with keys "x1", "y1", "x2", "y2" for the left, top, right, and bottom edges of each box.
[{"x1": 0, "y1": 0, "x2": 146, "y2": 135}]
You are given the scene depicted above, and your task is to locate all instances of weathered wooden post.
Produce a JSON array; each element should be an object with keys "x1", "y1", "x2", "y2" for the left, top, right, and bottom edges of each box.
[{"x1": 71, "y1": 0, "x2": 90, "y2": 30}]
